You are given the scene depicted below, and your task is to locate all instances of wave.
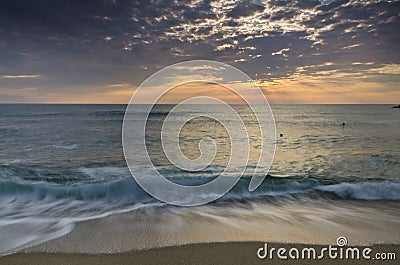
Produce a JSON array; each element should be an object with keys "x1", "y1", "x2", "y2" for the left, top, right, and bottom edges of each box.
[
  {"x1": 88, "y1": 110, "x2": 125, "y2": 117},
  {"x1": 1, "y1": 171, "x2": 399, "y2": 207},
  {"x1": 1, "y1": 169, "x2": 399, "y2": 255},
  {"x1": 0, "y1": 112, "x2": 76, "y2": 117},
  {"x1": 0, "y1": 178, "x2": 150, "y2": 204},
  {"x1": 316, "y1": 181, "x2": 400, "y2": 200},
  {"x1": 224, "y1": 176, "x2": 400, "y2": 202},
  {"x1": 48, "y1": 144, "x2": 79, "y2": 150}
]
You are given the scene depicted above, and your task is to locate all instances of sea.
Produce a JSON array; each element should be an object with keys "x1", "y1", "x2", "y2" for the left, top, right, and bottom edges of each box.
[{"x1": 0, "y1": 104, "x2": 399, "y2": 255}]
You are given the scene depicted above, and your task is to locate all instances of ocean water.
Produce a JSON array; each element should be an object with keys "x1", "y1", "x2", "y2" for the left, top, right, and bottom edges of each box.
[{"x1": 0, "y1": 104, "x2": 399, "y2": 254}]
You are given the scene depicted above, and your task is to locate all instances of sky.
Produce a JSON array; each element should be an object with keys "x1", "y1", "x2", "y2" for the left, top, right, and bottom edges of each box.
[{"x1": 0, "y1": 0, "x2": 399, "y2": 104}]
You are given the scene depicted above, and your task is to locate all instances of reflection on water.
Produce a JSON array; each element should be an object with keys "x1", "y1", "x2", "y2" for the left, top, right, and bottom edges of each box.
[{"x1": 145, "y1": 104, "x2": 268, "y2": 174}]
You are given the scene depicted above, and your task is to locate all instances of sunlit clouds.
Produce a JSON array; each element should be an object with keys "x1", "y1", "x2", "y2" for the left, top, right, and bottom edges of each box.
[
  {"x1": 0, "y1": 0, "x2": 399, "y2": 103},
  {"x1": 1, "y1": 75, "x2": 42, "y2": 79}
]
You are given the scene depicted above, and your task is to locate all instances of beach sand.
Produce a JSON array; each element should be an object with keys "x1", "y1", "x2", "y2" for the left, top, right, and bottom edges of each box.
[
  {"x1": 1, "y1": 199, "x2": 399, "y2": 264},
  {"x1": 1, "y1": 200, "x2": 399, "y2": 265},
  {"x1": 16, "y1": 200, "x2": 400, "y2": 255},
  {"x1": 1, "y1": 242, "x2": 398, "y2": 265}
]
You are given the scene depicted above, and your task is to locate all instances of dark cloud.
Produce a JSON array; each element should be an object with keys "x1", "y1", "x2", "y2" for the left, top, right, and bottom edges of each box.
[
  {"x1": 227, "y1": 1, "x2": 265, "y2": 18},
  {"x1": 270, "y1": 9, "x2": 298, "y2": 20},
  {"x1": 295, "y1": 0, "x2": 320, "y2": 9},
  {"x1": 318, "y1": 0, "x2": 351, "y2": 11}
]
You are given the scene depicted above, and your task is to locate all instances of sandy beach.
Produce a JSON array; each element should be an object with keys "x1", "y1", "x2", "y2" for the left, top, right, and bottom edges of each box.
[
  {"x1": 1, "y1": 242, "x2": 399, "y2": 265},
  {"x1": 1, "y1": 201, "x2": 399, "y2": 265},
  {"x1": 16, "y1": 199, "x2": 399, "y2": 253}
]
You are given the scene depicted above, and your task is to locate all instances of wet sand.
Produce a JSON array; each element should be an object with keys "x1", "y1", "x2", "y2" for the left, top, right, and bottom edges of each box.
[
  {"x1": 2, "y1": 200, "x2": 399, "y2": 264},
  {"x1": 1, "y1": 242, "x2": 398, "y2": 265},
  {"x1": 15, "y1": 200, "x2": 400, "y2": 255}
]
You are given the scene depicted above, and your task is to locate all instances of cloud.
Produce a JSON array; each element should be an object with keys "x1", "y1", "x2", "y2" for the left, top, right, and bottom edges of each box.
[
  {"x1": 352, "y1": 62, "x2": 375, "y2": 65},
  {"x1": 367, "y1": 64, "x2": 400, "y2": 75},
  {"x1": 227, "y1": 0, "x2": 264, "y2": 18},
  {"x1": 0, "y1": 0, "x2": 399, "y2": 103},
  {"x1": 271, "y1": 48, "x2": 290, "y2": 57},
  {"x1": 342, "y1": 44, "x2": 363, "y2": 50},
  {"x1": 214, "y1": 43, "x2": 235, "y2": 51},
  {"x1": 1, "y1": 75, "x2": 42, "y2": 79},
  {"x1": 234, "y1": 58, "x2": 247, "y2": 62},
  {"x1": 107, "y1": 83, "x2": 133, "y2": 88}
]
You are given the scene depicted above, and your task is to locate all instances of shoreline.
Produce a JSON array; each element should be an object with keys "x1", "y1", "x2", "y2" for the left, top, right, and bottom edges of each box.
[
  {"x1": 2, "y1": 199, "x2": 399, "y2": 256},
  {"x1": 15, "y1": 199, "x2": 400, "y2": 255},
  {"x1": 1, "y1": 242, "x2": 399, "y2": 265}
]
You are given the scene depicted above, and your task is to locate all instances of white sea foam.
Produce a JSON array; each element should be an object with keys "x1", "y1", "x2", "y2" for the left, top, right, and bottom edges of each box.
[
  {"x1": 316, "y1": 181, "x2": 400, "y2": 200},
  {"x1": 48, "y1": 144, "x2": 79, "y2": 150}
]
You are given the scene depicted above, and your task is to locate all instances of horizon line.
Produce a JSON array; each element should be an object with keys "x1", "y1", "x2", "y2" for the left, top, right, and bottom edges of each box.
[{"x1": 0, "y1": 103, "x2": 398, "y2": 105}]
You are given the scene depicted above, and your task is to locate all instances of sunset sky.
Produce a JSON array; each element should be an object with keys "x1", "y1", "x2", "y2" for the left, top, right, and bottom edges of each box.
[{"x1": 0, "y1": 0, "x2": 399, "y2": 103}]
